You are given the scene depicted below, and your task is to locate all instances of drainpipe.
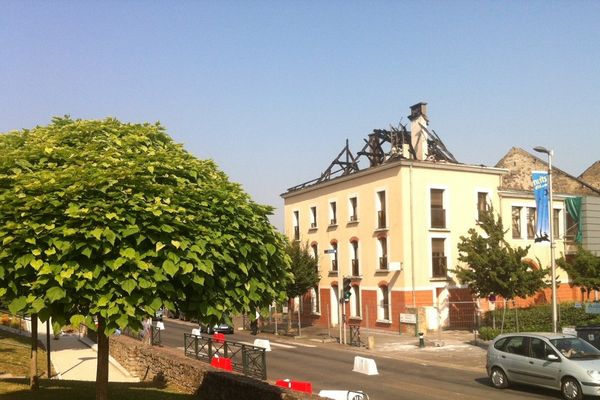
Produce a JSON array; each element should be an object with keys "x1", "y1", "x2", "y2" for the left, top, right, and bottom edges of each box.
[{"x1": 409, "y1": 162, "x2": 416, "y2": 307}]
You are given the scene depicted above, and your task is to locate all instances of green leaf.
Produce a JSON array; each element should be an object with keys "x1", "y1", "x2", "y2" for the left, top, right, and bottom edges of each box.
[
  {"x1": 156, "y1": 242, "x2": 165, "y2": 252},
  {"x1": 32, "y1": 298, "x2": 46, "y2": 313},
  {"x1": 122, "y1": 279, "x2": 136, "y2": 295},
  {"x1": 30, "y1": 259, "x2": 44, "y2": 270},
  {"x1": 25, "y1": 237, "x2": 36, "y2": 245},
  {"x1": 105, "y1": 212, "x2": 118, "y2": 220},
  {"x1": 266, "y1": 243, "x2": 276, "y2": 256},
  {"x1": 120, "y1": 248, "x2": 136, "y2": 259},
  {"x1": 70, "y1": 314, "x2": 86, "y2": 327},
  {"x1": 9, "y1": 297, "x2": 27, "y2": 314},
  {"x1": 2, "y1": 236, "x2": 14, "y2": 245},
  {"x1": 46, "y1": 287, "x2": 66, "y2": 302},
  {"x1": 162, "y1": 259, "x2": 178, "y2": 277},
  {"x1": 82, "y1": 247, "x2": 92, "y2": 258},
  {"x1": 171, "y1": 240, "x2": 181, "y2": 249},
  {"x1": 104, "y1": 228, "x2": 116, "y2": 246},
  {"x1": 90, "y1": 228, "x2": 103, "y2": 240},
  {"x1": 121, "y1": 225, "x2": 139, "y2": 237}
]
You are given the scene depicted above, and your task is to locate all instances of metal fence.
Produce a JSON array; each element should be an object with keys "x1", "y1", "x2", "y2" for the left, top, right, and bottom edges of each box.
[
  {"x1": 184, "y1": 333, "x2": 267, "y2": 380},
  {"x1": 0, "y1": 310, "x2": 30, "y2": 335},
  {"x1": 121, "y1": 324, "x2": 161, "y2": 346}
]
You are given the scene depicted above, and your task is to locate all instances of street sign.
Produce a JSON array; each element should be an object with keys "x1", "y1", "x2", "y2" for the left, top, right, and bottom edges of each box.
[
  {"x1": 400, "y1": 313, "x2": 416, "y2": 324},
  {"x1": 585, "y1": 303, "x2": 600, "y2": 314},
  {"x1": 324, "y1": 249, "x2": 336, "y2": 254}
]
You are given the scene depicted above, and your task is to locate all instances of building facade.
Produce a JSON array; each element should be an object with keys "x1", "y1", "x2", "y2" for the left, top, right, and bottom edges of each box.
[{"x1": 282, "y1": 103, "x2": 600, "y2": 332}]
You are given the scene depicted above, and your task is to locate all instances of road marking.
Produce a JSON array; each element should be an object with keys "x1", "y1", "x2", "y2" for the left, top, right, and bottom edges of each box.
[{"x1": 291, "y1": 342, "x2": 317, "y2": 348}]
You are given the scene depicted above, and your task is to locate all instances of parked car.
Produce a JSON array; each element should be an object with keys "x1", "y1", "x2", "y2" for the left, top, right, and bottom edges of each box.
[
  {"x1": 487, "y1": 332, "x2": 600, "y2": 400},
  {"x1": 200, "y1": 321, "x2": 234, "y2": 334}
]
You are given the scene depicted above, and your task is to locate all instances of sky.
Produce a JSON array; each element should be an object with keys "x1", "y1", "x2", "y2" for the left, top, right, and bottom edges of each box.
[{"x1": 2, "y1": 1, "x2": 599, "y2": 230}]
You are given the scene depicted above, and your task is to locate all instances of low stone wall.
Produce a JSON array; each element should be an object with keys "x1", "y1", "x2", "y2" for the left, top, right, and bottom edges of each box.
[{"x1": 109, "y1": 335, "x2": 322, "y2": 400}]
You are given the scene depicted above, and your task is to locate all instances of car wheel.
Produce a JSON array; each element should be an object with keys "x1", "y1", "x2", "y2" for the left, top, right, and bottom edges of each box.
[
  {"x1": 561, "y1": 377, "x2": 583, "y2": 400},
  {"x1": 490, "y1": 367, "x2": 509, "y2": 389}
]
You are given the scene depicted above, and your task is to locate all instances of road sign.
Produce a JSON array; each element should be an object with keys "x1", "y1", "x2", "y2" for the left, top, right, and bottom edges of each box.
[{"x1": 324, "y1": 249, "x2": 336, "y2": 254}]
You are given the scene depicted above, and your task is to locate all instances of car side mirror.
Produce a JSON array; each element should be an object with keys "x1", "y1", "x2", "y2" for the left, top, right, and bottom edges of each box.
[{"x1": 547, "y1": 354, "x2": 560, "y2": 362}]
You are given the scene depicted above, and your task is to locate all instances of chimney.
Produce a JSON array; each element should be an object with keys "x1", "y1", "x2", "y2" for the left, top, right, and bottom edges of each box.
[{"x1": 408, "y1": 102, "x2": 428, "y2": 161}]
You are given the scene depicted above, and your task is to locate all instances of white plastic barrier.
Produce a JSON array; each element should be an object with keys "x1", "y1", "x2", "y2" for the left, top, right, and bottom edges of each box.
[
  {"x1": 319, "y1": 390, "x2": 368, "y2": 400},
  {"x1": 352, "y1": 356, "x2": 378, "y2": 375},
  {"x1": 253, "y1": 338, "x2": 272, "y2": 351},
  {"x1": 191, "y1": 328, "x2": 201, "y2": 337}
]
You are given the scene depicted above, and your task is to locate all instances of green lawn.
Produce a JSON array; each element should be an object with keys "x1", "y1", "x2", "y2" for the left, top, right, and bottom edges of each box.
[{"x1": 0, "y1": 329, "x2": 197, "y2": 399}]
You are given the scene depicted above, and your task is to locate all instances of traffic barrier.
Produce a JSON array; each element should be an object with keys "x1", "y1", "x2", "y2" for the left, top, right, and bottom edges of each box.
[
  {"x1": 213, "y1": 333, "x2": 225, "y2": 343},
  {"x1": 210, "y1": 356, "x2": 233, "y2": 371},
  {"x1": 319, "y1": 390, "x2": 369, "y2": 400},
  {"x1": 191, "y1": 328, "x2": 201, "y2": 337},
  {"x1": 275, "y1": 378, "x2": 312, "y2": 394},
  {"x1": 352, "y1": 356, "x2": 378, "y2": 375},
  {"x1": 253, "y1": 338, "x2": 271, "y2": 351}
]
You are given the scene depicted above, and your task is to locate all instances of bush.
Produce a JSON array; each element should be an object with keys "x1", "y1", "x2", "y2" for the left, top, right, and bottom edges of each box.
[
  {"x1": 481, "y1": 302, "x2": 600, "y2": 333},
  {"x1": 478, "y1": 326, "x2": 501, "y2": 341}
]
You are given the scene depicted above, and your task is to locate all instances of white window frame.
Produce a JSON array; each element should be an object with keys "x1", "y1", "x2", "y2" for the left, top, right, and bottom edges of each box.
[
  {"x1": 329, "y1": 199, "x2": 338, "y2": 225},
  {"x1": 309, "y1": 205, "x2": 317, "y2": 229},
  {"x1": 350, "y1": 285, "x2": 361, "y2": 318},
  {"x1": 429, "y1": 232, "x2": 451, "y2": 279},
  {"x1": 377, "y1": 285, "x2": 390, "y2": 322},
  {"x1": 475, "y1": 188, "x2": 491, "y2": 222}
]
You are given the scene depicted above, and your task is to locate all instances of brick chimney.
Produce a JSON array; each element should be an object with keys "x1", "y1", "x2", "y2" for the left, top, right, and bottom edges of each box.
[{"x1": 408, "y1": 102, "x2": 428, "y2": 161}]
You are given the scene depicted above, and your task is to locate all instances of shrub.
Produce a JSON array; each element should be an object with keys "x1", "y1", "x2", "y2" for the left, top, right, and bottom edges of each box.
[{"x1": 478, "y1": 326, "x2": 501, "y2": 341}]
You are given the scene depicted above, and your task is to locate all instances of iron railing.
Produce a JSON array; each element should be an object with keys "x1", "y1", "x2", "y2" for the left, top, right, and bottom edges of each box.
[
  {"x1": 351, "y1": 259, "x2": 360, "y2": 276},
  {"x1": 432, "y1": 256, "x2": 447, "y2": 278},
  {"x1": 431, "y1": 208, "x2": 446, "y2": 228},
  {"x1": 379, "y1": 256, "x2": 388, "y2": 270},
  {"x1": 349, "y1": 324, "x2": 361, "y2": 347},
  {"x1": 377, "y1": 210, "x2": 386, "y2": 229},
  {"x1": 293, "y1": 226, "x2": 300, "y2": 241},
  {"x1": 184, "y1": 333, "x2": 267, "y2": 380}
]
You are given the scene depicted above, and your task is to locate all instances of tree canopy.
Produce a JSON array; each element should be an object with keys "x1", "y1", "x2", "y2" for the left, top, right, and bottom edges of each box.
[
  {"x1": 0, "y1": 117, "x2": 292, "y2": 398},
  {"x1": 454, "y1": 209, "x2": 548, "y2": 300},
  {"x1": 557, "y1": 246, "x2": 600, "y2": 300},
  {"x1": 285, "y1": 241, "x2": 320, "y2": 300}
]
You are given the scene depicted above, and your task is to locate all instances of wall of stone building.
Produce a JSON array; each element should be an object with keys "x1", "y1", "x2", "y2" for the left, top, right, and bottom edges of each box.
[
  {"x1": 109, "y1": 335, "x2": 322, "y2": 400},
  {"x1": 496, "y1": 147, "x2": 599, "y2": 195}
]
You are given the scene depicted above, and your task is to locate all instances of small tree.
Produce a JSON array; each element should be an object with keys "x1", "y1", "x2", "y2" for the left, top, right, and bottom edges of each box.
[
  {"x1": 557, "y1": 246, "x2": 600, "y2": 301},
  {"x1": 454, "y1": 209, "x2": 549, "y2": 301},
  {"x1": 284, "y1": 241, "x2": 320, "y2": 331},
  {"x1": 0, "y1": 117, "x2": 292, "y2": 400}
]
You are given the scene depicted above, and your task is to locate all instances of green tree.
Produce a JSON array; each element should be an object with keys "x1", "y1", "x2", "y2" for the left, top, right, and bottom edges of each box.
[
  {"x1": 454, "y1": 209, "x2": 548, "y2": 300},
  {"x1": 0, "y1": 117, "x2": 292, "y2": 400},
  {"x1": 284, "y1": 241, "x2": 320, "y2": 332},
  {"x1": 557, "y1": 246, "x2": 600, "y2": 301}
]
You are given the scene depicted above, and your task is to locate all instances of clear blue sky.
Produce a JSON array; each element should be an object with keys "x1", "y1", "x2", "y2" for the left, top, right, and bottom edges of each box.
[{"x1": 2, "y1": 1, "x2": 599, "y2": 230}]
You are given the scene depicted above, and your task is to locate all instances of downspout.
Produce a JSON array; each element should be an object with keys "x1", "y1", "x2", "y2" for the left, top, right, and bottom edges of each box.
[{"x1": 409, "y1": 162, "x2": 416, "y2": 307}]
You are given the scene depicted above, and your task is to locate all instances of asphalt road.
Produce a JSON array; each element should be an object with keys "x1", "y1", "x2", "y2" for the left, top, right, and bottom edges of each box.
[{"x1": 160, "y1": 319, "x2": 561, "y2": 400}]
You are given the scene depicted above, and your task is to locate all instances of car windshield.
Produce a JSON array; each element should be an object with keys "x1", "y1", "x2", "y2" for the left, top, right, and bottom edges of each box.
[{"x1": 550, "y1": 337, "x2": 600, "y2": 359}]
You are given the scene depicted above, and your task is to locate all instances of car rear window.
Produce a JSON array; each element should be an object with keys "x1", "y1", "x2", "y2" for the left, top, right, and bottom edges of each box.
[{"x1": 494, "y1": 337, "x2": 509, "y2": 350}]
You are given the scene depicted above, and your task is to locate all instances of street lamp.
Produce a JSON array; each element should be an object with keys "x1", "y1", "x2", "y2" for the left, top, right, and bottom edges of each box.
[{"x1": 533, "y1": 146, "x2": 558, "y2": 333}]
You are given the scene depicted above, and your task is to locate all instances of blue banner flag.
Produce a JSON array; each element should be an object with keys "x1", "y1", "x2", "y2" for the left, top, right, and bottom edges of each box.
[{"x1": 532, "y1": 171, "x2": 550, "y2": 242}]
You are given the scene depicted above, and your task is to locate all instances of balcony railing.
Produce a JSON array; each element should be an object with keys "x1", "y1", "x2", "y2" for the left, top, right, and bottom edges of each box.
[
  {"x1": 431, "y1": 208, "x2": 446, "y2": 229},
  {"x1": 379, "y1": 256, "x2": 388, "y2": 270},
  {"x1": 331, "y1": 259, "x2": 338, "y2": 272},
  {"x1": 293, "y1": 226, "x2": 300, "y2": 241},
  {"x1": 377, "y1": 210, "x2": 387, "y2": 229},
  {"x1": 351, "y1": 259, "x2": 360, "y2": 276},
  {"x1": 432, "y1": 256, "x2": 447, "y2": 278}
]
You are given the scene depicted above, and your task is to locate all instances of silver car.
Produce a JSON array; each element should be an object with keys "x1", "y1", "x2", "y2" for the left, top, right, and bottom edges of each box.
[{"x1": 487, "y1": 332, "x2": 600, "y2": 400}]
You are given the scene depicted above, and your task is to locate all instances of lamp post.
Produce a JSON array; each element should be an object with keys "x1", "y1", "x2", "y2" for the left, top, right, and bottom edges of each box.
[{"x1": 533, "y1": 146, "x2": 558, "y2": 333}]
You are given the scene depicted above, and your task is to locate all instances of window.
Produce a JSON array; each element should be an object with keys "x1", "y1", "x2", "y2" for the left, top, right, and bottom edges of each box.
[
  {"x1": 477, "y1": 192, "x2": 489, "y2": 221},
  {"x1": 310, "y1": 206, "x2": 317, "y2": 229},
  {"x1": 331, "y1": 242, "x2": 338, "y2": 272},
  {"x1": 377, "y1": 191, "x2": 386, "y2": 229},
  {"x1": 527, "y1": 207, "x2": 536, "y2": 239},
  {"x1": 311, "y1": 243, "x2": 319, "y2": 271},
  {"x1": 553, "y1": 209, "x2": 560, "y2": 238},
  {"x1": 378, "y1": 285, "x2": 390, "y2": 321},
  {"x1": 349, "y1": 197, "x2": 358, "y2": 222},
  {"x1": 329, "y1": 201, "x2": 337, "y2": 225},
  {"x1": 512, "y1": 206, "x2": 522, "y2": 239},
  {"x1": 351, "y1": 240, "x2": 359, "y2": 276},
  {"x1": 504, "y1": 336, "x2": 528, "y2": 356},
  {"x1": 378, "y1": 237, "x2": 388, "y2": 270},
  {"x1": 310, "y1": 287, "x2": 320, "y2": 314},
  {"x1": 431, "y1": 238, "x2": 447, "y2": 278},
  {"x1": 530, "y1": 338, "x2": 557, "y2": 360},
  {"x1": 431, "y1": 189, "x2": 446, "y2": 228},
  {"x1": 566, "y1": 211, "x2": 578, "y2": 241},
  {"x1": 293, "y1": 211, "x2": 300, "y2": 241},
  {"x1": 350, "y1": 285, "x2": 361, "y2": 317}
]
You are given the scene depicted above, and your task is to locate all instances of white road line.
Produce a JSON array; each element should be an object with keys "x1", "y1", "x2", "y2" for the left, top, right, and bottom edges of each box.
[{"x1": 239, "y1": 340, "x2": 299, "y2": 349}]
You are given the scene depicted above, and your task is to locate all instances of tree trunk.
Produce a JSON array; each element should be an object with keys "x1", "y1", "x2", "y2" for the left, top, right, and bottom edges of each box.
[
  {"x1": 95, "y1": 316, "x2": 109, "y2": 400},
  {"x1": 30, "y1": 314, "x2": 39, "y2": 391}
]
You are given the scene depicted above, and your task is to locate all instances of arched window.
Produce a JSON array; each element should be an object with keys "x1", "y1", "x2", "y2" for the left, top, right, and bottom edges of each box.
[
  {"x1": 350, "y1": 285, "x2": 361, "y2": 317},
  {"x1": 378, "y1": 284, "x2": 390, "y2": 321},
  {"x1": 350, "y1": 238, "x2": 359, "y2": 276}
]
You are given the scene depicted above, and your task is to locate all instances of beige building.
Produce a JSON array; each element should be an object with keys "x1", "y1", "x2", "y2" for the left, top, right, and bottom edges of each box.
[{"x1": 282, "y1": 103, "x2": 600, "y2": 333}]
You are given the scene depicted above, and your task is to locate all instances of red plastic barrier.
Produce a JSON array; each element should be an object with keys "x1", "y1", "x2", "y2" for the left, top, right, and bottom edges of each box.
[
  {"x1": 213, "y1": 333, "x2": 225, "y2": 343},
  {"x1": 210, "y1": 356, "x2": 232, "y2": 371},
  {"x1": 275, "y1": 379, "x2": 312, "y2": 394}
]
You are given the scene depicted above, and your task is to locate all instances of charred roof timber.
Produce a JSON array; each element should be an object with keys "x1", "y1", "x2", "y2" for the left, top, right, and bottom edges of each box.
[{"x1": 286, "y1": 103, "x2": 459, "y2": 192}]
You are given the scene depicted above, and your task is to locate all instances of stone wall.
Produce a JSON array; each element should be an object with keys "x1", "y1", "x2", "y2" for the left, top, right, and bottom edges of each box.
[{"x1": 109, "y1": 335, "x2": 322, "y2": 400}]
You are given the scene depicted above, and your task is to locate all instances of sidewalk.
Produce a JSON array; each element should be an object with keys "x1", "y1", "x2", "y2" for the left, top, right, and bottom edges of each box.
[{"x1": 50, "y1": 333, "x2": 138, "y2": 382}]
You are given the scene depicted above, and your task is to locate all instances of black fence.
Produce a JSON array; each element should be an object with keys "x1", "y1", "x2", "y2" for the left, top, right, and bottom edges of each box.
[{"x1": 184, "y1": 333, "x2": 267, "y2": 380}]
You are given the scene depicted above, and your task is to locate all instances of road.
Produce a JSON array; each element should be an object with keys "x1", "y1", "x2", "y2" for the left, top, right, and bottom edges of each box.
[{"x1": 159, "y1": 319, "x2": 560, "y2": 400}]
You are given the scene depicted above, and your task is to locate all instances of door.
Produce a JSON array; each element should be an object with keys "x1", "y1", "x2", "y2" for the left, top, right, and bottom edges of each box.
[
  {"x1": 502, "y1": 336, "x2": 534, "y2": 384},
  {"x1": 526, "y1": 337, "x2": 562, "y2": 389}
]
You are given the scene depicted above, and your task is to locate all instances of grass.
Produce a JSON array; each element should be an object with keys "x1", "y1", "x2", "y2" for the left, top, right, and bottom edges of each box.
[
  {"x1": 0, "y1": 329, "x2": 52, "y2": 378},
  {"x1": 0, "y1": 329, "x2": 197, "y2": 399}
]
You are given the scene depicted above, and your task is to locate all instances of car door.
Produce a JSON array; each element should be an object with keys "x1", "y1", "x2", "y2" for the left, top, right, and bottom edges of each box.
[
  {"x1": 502, "y1": 336, "x2": 534, "y2": 384},
  {"x1": 525, "y1": 337, "x2": 562, "y2": 389}
]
